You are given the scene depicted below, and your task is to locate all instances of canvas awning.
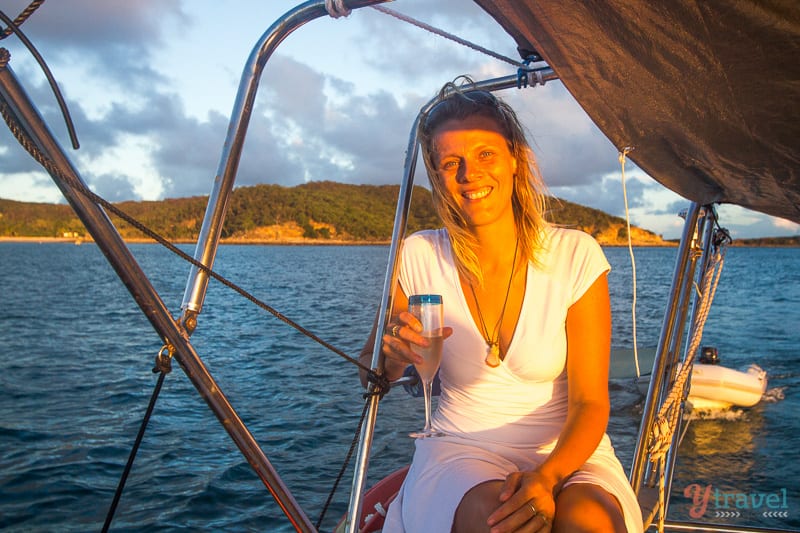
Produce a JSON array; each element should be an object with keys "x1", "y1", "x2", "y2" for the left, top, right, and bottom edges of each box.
[{"x1": 474, "y1": 0, "x2": 800, "y2": 223}]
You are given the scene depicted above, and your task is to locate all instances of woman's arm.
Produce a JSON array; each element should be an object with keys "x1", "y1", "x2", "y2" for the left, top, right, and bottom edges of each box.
[{"x1": 537, "y1": 271, "x2": 612, "y2": 486}]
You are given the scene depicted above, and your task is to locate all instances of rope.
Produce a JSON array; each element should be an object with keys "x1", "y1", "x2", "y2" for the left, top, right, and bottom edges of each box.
[
  {"x1": 0, "y1": 7, "x2": 80, "y2": 149},
  {"x1": 370, "y1": 5, "x2": 523, "y2": 68},
  {"x1": 646, "y1": 231, "x2": 728, "y2": 532},
  {"x1": 3, "y1": 96, "x2": 395, "y2": 529},
  {"x1": 102, "y1": 347, "x2": 172, "y2": 533},
  {"x1": 0, "y1": 0, "x2": 45, "y2": 40},
  {"x1": 315, "y1": 396, "x2": 372, "y2": 529},
  {"x1": 0, "y1": 100, "x2": 389, "y2": 394},
  {"x1": 619, "y1": 147, "x2": 641, "y2": 378}
]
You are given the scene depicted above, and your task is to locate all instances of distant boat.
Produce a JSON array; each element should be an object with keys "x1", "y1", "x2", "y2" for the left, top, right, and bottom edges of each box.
[
  {"x1": 637, "y1": 347, "x2": 768, "y2": 411},
  {"x1": 682, "y1": 362, "x2": 767, "y2": 411}
]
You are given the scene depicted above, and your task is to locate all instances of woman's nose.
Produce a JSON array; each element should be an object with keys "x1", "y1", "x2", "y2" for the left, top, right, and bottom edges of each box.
[{"x1": 457, "y1": 159, "x2": 480, "y2": 183}]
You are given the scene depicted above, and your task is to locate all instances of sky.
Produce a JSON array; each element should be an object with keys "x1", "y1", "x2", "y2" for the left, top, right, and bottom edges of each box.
[{"x1": 1, "y1": 0, "x2": 797, "y2": 240}]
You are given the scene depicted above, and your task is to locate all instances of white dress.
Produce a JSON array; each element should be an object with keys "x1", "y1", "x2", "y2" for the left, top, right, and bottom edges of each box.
[{"x1": 382, "y1": 227, "x2": 643, "y2": 533}]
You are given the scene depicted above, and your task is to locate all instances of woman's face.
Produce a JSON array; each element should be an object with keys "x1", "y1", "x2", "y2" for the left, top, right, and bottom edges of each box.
[{"x1": 431, "y1": 114, "x2": 517, "y2": 230}]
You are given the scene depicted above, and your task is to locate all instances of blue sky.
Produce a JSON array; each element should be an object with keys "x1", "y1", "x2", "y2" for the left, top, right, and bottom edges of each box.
[{"x1": 1, "y1": 0, "x2": 797, "y2": 240}]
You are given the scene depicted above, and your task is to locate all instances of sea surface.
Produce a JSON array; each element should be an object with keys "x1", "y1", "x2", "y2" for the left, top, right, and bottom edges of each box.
[{"x1": 0, "y1": 242, "x2": 797, "y2": 532}]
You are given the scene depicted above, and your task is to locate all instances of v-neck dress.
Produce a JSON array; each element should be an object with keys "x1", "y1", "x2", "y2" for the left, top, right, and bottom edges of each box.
[{"x1": 381, "y1": 227, "x2": 643, "y2": 533}]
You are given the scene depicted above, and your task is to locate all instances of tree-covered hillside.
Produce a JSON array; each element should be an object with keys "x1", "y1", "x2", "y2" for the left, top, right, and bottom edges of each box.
[{"x1": 0, "y1": 181, "x2": 666, "y2": 245}]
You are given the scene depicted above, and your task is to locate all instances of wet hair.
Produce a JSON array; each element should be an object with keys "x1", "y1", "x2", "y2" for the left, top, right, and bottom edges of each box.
[{"x1": 419, "y1": 77, "x2": 549, "y2": 284}]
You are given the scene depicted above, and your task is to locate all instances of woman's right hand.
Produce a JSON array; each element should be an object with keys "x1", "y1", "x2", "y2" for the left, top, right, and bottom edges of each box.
[{"x1": 381, "y1": 311, "x2": 451, "y2": 379}]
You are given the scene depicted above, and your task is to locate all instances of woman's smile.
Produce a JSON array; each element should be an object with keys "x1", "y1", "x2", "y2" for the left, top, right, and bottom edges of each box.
[{"x1": 462, "y1": 186, "x2": 493, "y2": 201}]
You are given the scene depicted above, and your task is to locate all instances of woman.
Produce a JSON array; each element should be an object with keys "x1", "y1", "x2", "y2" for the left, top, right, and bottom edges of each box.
[{"x1": 360, "y1": 80, "x2": 643, "y2": 533}]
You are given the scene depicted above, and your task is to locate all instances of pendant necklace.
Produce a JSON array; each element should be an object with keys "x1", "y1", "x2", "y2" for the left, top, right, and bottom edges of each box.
[{"x1": 469, "y1": 239, "x2": 519, "y2": 367}]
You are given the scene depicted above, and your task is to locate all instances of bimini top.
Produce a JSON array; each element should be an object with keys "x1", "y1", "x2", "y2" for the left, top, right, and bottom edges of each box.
[{"x1": 474, "y1": 0, "x2": 800, "y2": 224}]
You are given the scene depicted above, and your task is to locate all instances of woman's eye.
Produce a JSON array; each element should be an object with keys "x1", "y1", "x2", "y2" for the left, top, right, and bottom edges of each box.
[
  {"x1": 441, "y1": 160, "x2": 458, "y2": 171},
  {"x1": 480, "y1": 150, "x2": 494, "y2": 159}
]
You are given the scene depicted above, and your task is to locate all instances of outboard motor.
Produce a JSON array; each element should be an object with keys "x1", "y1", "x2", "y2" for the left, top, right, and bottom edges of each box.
[{"x1": 699, "y1": 346, "x2": 720, "y2": 365}]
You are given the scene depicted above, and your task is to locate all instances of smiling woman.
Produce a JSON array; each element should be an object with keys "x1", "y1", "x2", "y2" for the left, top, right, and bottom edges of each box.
[{"x1": 359, "y1": 80, "x2": 643, "y2": 532}]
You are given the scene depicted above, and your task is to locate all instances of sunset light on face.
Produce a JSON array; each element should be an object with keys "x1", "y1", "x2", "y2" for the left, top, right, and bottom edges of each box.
[{"x1": 432, "y1": 116, "x2": 517, "y2": 230}]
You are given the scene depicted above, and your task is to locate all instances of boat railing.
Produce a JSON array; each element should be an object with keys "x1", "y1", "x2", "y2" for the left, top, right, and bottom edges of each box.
[
  {"x1": 8, "y1": 1, "x2": 786, "y2": 531},
  {"x1": 0, "y1": 2, "x2": 558, "y2": 530},
  {"x1": 628, "y1": 204, "x2": 793, "y2": 533}
]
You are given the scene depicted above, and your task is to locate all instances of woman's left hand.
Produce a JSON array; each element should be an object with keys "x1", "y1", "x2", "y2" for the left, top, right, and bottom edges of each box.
[{"x1": 486, "y1": 470, "x2": 556, "y2": 532}]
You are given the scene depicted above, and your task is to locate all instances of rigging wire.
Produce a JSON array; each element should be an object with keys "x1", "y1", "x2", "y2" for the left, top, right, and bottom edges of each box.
[
  {"x1": 0, "y1": 100, "x2": 389, "y2": 395},
  {"x1": 0, "y1": 5, "x2": 80, "y2": 149},
  {"x1": 316, "y1": 396, "x2": 371, "y2": 529},
  {"x1": 370, "y1": 4, "x2": 524, "y2": 68},
  {"x1": 0, "y1": 0, "x2": 44, "y2": 40},
  {"x1": 102, "y1": 346, "x2": 173, "y2": 533}
]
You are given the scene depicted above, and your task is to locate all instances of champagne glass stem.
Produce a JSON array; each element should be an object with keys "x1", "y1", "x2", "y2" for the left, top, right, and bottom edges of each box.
[{"x1": 422, "y1": 378, "x2": 433, "y2": 433}]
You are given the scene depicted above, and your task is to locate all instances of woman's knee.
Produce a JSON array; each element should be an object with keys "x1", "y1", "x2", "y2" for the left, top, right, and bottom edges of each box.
[
  {"x1": 553, "y1": 483, "x2": 626, "y2": 533},
  {"x1": 452, "y1": 480, "x2": 504, "y2": 533}
]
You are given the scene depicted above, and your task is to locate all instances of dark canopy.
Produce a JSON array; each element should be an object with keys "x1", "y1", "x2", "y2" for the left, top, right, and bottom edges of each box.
[{"x1": 474, "y1": 0, "x2": 800, "y2": 223}]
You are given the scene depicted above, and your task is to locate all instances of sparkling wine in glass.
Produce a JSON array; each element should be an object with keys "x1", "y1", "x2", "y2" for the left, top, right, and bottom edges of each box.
[{"x1": 408, "y1": 294, "x2": 445, "y2": 438}]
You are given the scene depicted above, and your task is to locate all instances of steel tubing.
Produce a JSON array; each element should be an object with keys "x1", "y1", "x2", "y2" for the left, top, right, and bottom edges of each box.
[
  {"x1": 630, "y1": 202, "x2": 703, "y2": 494},
  {"x1": 1, "y1": 58, "x2": 315, "y2": 532}
]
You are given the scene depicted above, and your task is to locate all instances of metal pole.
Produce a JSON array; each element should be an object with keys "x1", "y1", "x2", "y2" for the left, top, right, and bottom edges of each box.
[
  {"x1": 1, "y1": 59, "x2": 316, "y2": 533},
  {"x1": 662, "y1": 206, "x2": 717, "y2": 517},
  {"x1": 180, "y1": 0, "x2": 391, "y2": 324},
  {"x1": 630, "y1": 202, "x2": 703, "y2": 493}
]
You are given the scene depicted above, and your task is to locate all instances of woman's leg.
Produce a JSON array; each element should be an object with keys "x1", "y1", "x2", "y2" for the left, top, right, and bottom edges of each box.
[
  {"x1": 452, "y1": 480, "x2": 627, "y2": 533},
  {"x1": 552, "y1": 483, "x2": 626, "y2": 533}
]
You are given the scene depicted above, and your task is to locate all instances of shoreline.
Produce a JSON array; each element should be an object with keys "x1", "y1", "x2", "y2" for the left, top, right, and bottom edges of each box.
[
  {"x1": 1, "y1": 236, "x2": 796, "y2": 247},
  {"x1": 0, "y1": 236, "x2": 390, "y2": 246}
]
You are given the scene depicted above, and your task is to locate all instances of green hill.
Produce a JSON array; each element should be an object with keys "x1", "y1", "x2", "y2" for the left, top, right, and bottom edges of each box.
[{"x1": 0, "y1": 181, "x2": 667, "y2": 245}]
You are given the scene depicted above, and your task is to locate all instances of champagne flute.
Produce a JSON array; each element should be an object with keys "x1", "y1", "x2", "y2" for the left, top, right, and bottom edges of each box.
[{"x1": 408, "y1": 294, "x2": 445, "y2": 438}]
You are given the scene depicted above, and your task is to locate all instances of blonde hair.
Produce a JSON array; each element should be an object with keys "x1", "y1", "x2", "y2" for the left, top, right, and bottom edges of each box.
[{"x1": 419, "y1": 78, "x2": 550, "y2": 285}]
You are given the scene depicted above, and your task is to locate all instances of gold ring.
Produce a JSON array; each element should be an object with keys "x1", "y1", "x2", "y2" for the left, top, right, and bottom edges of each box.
[
  {"x1": 391, "y1": 324, "x2": 401, "y2": 337},
  {"x1": 527, "y1": 501, "x2": 536, "y2": 516}
]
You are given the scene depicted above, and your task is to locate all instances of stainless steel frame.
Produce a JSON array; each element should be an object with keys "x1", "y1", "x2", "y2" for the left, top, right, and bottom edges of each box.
[
  {"x1": 629, "y1": 205, "x2": 797, "y2": 532},
  {"x1": 180, "y1": 0, "x2": 391, "y2": 330},
  {"x1": 0, "y1": 59, "x2": 316, "y2": 532},
  {"x1": 5, "y1": 0, "x2": 792, "y2": 531}
]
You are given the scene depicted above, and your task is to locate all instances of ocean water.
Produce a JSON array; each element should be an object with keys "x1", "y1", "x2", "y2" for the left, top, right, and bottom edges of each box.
[{"x1": 0, "y1": 242, "x2": 797, "y2": 532}]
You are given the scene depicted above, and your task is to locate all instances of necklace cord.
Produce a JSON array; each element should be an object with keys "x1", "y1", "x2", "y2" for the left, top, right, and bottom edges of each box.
[{"x1": 469, "y1": 239, "x2": 519, "y2": 357}]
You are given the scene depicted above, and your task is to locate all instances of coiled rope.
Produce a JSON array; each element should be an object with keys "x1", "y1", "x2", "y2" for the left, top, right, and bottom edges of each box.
[{"x1": 646, "y1": 228, "x2": 729, "y2": 532}]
